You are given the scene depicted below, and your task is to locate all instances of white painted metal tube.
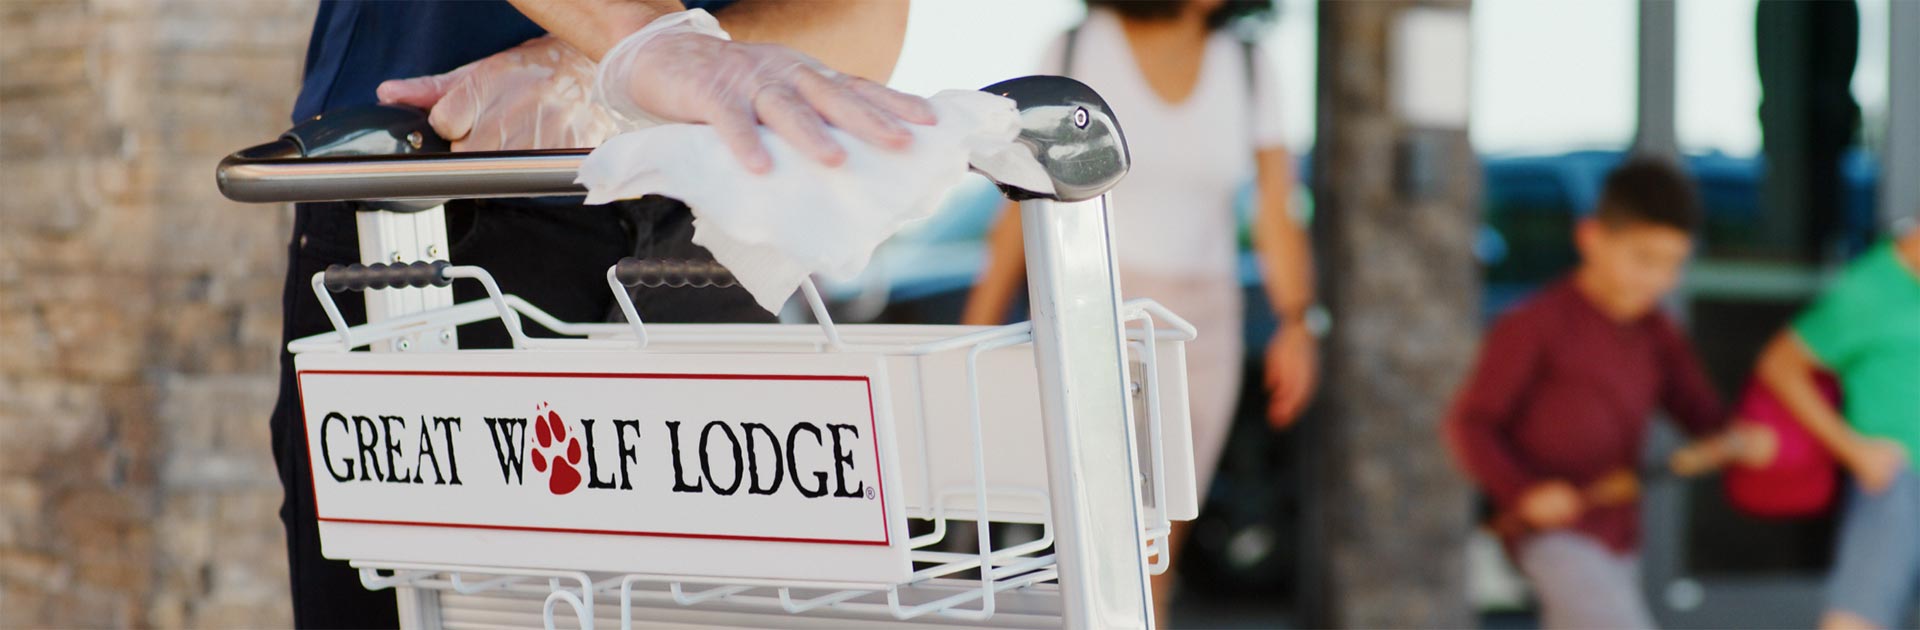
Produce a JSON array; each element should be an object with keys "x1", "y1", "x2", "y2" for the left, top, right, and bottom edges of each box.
[{"x1": 1016, "y1": 194, "x2": 1153, "y2": 629}]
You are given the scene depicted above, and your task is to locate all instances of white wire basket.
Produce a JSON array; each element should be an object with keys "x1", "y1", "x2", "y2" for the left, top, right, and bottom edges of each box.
[{"x1": 290, "y1": 262, "x2": 1200, "y2": 629}]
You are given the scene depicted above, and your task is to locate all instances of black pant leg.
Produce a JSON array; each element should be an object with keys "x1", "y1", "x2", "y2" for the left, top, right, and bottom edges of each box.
[
  {"x1": 271, "y1": 204, "x2": 401, "y2": 630},
  {"x1": 444, "y1": 198, "x2": 637, "y2": 348}
]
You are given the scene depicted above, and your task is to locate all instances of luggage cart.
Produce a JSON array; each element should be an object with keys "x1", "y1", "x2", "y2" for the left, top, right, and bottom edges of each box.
[{"x1": 218, "y1": 77, "x2": 1197, "y2": 629}]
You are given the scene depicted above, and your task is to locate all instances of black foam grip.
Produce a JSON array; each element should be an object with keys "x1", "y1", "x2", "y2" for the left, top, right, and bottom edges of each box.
[
  {"x1": 323, "y1": 260, "x2": 452, "y2": 292},
  {"x1": 613, "y1": 257, "x2": 738, "y2": 289}
]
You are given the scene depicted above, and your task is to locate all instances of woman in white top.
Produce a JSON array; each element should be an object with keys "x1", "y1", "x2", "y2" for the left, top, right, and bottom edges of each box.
[{"x1": 961, "y1": 0, "x2": 1318, "y2": 621}]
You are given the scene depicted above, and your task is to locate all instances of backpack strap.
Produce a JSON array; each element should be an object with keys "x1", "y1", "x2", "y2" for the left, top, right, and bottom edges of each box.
[
  {"x1": 1061, "y1": 25, "x2": 1083, "y2": 76},
  {"x1": 1241, "y1": 38, "x2": 1260, "y2": 143},
  {"x1": 1242, "y1": 39, "x2": 1258, "y2": 101}
]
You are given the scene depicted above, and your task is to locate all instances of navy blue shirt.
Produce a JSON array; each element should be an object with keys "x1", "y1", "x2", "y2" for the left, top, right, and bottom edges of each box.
[{"x1": 294, "y1": 1, "x2": 736, "y2": 122}]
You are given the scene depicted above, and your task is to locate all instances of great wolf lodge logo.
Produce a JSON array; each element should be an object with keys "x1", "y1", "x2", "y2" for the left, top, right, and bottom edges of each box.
[
  {"x1": 310, "y1": 382, "x2": 877, "y2": 504},
  {"x1": 530, "y1": 403, "x2": 583, "y2": 495}
]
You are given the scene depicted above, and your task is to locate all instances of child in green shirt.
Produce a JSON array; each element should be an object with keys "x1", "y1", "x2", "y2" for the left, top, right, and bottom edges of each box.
[{"x1": 1756, "y1": 227, "x2": 1920, "y2": 630}]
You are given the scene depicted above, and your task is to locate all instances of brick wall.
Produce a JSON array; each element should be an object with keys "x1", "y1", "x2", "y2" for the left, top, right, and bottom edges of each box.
[{"x1": 1, "y1": 0, "x2": 315, "y2": 626}]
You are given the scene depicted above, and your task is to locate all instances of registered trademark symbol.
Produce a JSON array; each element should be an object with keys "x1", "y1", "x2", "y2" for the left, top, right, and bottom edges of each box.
[{"x1": 866, "y1": 487, "x2": 876, "y2": 500}]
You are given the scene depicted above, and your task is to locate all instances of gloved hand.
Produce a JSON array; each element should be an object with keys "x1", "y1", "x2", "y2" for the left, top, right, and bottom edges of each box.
[
  {"x1": 596, "y1": 9, "x2": 936, "y2": 174},
  {"x1": 376, "y1": 35, "x2": 619, "y2": 152}
]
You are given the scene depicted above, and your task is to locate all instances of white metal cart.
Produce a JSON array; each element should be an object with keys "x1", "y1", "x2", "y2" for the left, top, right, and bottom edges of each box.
[{"x1": 218, "y1": 77, "x2": 1198, "y2": 629}]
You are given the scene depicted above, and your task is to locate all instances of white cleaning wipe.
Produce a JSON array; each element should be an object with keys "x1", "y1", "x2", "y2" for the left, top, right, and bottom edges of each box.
[{"x1": 578, "y1": 89, "x2": 1051, "y2": 314}]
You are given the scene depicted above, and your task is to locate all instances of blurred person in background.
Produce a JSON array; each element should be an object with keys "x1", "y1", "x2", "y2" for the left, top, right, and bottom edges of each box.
[
  {"x1": 1753, "y1": 224, "x2": 1920, "y2": 630},
  {"x1": 958, "y1": 0, "x2": 1316, "y2": 622},
  {"x1": 1444, "y1": 159, "x2": 1766, "y2": 629}
]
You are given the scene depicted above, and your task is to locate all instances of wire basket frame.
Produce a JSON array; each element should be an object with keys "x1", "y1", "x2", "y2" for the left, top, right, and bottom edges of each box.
[{"x1": 292, "y1": 259, "x2": 1195, "y2": 629}]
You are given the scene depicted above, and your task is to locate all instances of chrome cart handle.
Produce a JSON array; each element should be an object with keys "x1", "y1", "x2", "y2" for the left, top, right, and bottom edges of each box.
[
  {"x1": 216, "y1": 76, "x2": 1129, "y2": 205},
  {"x1": 214, "y1": 102, "x2": 581, "y2": 206},
  {"x1": 218, "y1": 146, "x2": 589, "y2": 204}
]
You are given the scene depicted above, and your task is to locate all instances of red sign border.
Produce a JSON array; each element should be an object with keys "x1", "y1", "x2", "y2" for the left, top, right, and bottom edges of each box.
[{"x1": 296, "y1": 369, "x2": 892, "y2": 547}]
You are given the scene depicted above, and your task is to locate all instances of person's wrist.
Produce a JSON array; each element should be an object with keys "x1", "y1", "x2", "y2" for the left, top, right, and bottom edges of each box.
[
  {"x1": 1276, "y1": 302, "x2": 1330, "y2": 339},
  {"x1": 1841, "y1": 435, "x2": 1879, "y2": 468},
  {"x1": 594, "y1": 9, "x2": 732, "y2": 127},
  {"x1": 1722, "y1": 429, "x2": 1755, "y2": 460},
  {"x1": 589, "y1": 3, "x2": 681, "y2": 59},
  {"x1": 1517, "y1": 481, "x2": 1564, "y2": 522}
]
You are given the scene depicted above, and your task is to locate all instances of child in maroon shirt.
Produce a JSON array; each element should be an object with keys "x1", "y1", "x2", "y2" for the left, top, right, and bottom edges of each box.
[{"x1": 1446, "y1": 159, "x2": 1754, "y2": 629}]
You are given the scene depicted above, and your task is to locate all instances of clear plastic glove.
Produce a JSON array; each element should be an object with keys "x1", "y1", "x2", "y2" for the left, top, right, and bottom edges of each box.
[
  {"x1": 595, "y1": 9, "x2": 936, "y2": 174},
  {"x1": 376, "y1": 35, "x2": 619, "y2": 152}
]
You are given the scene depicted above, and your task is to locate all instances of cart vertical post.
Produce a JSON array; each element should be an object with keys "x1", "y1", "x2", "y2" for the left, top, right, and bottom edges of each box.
[
  {"x1": 356, "y1": 205, "x2": 457, "y2": 352},
  {"x1": 1019, "y1": 195, "x2": 1153, "y2": 630},
  {"x1": 357, "y1": 203, "x2": 451, "y2": 622}
]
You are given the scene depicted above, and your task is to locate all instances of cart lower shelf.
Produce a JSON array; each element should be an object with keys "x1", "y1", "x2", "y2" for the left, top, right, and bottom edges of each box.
[{"x1": 401, "y1": 573, "x2": 1069, "y2": 629}]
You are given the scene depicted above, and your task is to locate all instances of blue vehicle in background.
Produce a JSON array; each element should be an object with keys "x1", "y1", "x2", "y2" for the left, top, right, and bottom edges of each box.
[{"x1": 851, "y1": 147, "x2": 1882, "y2": 326}]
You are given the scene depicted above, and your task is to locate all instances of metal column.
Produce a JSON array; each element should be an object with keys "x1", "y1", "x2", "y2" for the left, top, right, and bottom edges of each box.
[
  {"x1": 1019, "y1": 195, "x2": 1152, "y2": 630},
  {"x1": 356, "y1": 206, "x2": 458, "y2": 352},
  {"x1": 1883, "y1": 0, "x2": 1919, "y2": 230},
  {"x1": 1634, "y1": 0, "x2": 1679, "y2": 158}
]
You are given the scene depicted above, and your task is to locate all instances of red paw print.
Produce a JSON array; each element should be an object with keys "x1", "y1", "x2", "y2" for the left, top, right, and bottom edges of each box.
[{"x1": 531, "y1": 403, "x2": 583, "y2": 495}]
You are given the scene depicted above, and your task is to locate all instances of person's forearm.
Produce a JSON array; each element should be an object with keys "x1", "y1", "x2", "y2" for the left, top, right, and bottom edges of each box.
[
  {"x1": 961, "y1": 202, "x2": 1026, "y2": 326},
  {"x1": 1657, "y1": 323, "x2": 1729, "y2": 437},
  {"x1": 1446, "y1": 319, "x2": 1550, "y2": 506},
  {"x1": 1255, "y1": 208, "x2": 1314, "y2": 319},
  {"x1": 1444, "y1": 412, "x2": 1542, "y2": 506},
  {"x1": 1758, "y1": 330, "x2": 1857, "y2": 458},
  {"x1": 1252, "y1": 149, "x2": 1314, "y2": 321},
  {"x1": 506, "y1": 0, "x2": 685, "y2": 59},
  {"x1": 506, "y1": 0, "x2": 909, "y2": 83},
  {"x1": 718, "y1": 0, "x2": 911, "y2": 82}
]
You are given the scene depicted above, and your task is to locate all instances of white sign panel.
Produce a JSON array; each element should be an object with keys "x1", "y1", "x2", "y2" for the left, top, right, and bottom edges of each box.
[{"x1": 294, "y1": 350, "x2": 905, "y2": 583}]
